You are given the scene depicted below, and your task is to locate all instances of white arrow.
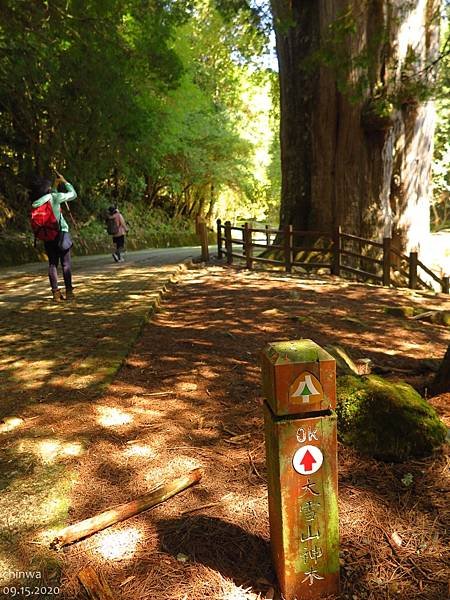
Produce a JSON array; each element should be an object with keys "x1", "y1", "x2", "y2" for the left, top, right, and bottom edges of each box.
[{"x1": 291, "y1": 374, "x2": 320, "y2": 403}]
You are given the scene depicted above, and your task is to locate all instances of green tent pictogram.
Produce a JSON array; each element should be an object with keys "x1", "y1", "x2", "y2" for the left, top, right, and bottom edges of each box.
[{"x1": 299, "y1": 382, "x2": 313, "y2": 396}]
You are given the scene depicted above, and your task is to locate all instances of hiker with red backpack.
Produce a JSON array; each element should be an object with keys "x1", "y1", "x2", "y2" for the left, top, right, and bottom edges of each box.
[{"x1": 30, "y1": 172, "x2": 77, "y2": 302}]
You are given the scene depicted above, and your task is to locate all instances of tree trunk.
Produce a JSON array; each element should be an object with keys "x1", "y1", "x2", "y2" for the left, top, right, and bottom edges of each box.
[
  {"x1": 431, "y1": 344, "x2": 450, "y2": 395},
  {"x1": 271, "y1": 0, "x2": 440, "y2": 254}
]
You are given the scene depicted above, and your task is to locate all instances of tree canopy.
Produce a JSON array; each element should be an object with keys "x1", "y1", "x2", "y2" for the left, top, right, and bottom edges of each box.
[{"x1": 0, "y1": 0, "x2": 279, "y2": 231}]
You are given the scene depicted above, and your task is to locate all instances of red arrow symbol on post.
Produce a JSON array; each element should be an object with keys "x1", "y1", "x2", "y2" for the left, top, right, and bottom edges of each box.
[{"x1": 300, "y1": 449, "x2": 316, "y2": 472}]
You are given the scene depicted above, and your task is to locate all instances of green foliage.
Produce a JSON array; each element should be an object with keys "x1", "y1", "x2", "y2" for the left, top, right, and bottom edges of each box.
[
  {"x1": 0, "y1": 0, "x2": 279, "y2": 241},
  {"x1": 337, "y1": 375, "x2": 447, "y2": 462}
]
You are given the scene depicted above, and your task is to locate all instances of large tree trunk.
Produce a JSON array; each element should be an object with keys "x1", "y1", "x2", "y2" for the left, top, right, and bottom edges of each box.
[{"x1": 271, "y1": 0, "x2": 440, "y2": 253}]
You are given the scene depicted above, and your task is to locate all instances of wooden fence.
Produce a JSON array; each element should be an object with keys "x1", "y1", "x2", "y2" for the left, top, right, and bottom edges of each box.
[{"x1": 216, "y1": 220, "x2": 450, "y2": 294}]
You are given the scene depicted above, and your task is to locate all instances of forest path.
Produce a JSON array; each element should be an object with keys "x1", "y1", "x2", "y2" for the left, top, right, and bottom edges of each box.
[
  {"x1": 0, "y1": 248, "x2": 211, "y2": 595},
  {"x1": 0, "y1": 262, "x2": 448, "y2": 600},
  {"x1": 0, "y1": 246, "x2": 209, "y2": 419},
  {"x1": 56, "y1": 264, "x2": 448, "y2": 600}
]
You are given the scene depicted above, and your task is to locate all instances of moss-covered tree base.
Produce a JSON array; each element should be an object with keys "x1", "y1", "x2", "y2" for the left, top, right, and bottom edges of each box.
[{"x1": 337, "y1": 375, "x2": 446, "y2": 462}]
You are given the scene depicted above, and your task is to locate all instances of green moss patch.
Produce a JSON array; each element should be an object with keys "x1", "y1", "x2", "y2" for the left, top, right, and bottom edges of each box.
[
  {"x1": 384, "y1": 304, "x2": 450, "y2": 326},
  {"x1": 337, "y1": 375, "x2": 446, "y2": 462},
  {"x1": 384, "y1": 306, "x2": 415, "y2": 318}
]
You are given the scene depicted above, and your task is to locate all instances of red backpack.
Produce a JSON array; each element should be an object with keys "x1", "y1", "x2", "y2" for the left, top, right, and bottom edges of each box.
[{"x1": 30, "y1": 200, "x2": 60, "y2": 241}]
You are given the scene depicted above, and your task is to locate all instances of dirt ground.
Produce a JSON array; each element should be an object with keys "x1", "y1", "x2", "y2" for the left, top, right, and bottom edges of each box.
[{"x1": 12, "y1": 265, "x2": 450, "y2": 600}]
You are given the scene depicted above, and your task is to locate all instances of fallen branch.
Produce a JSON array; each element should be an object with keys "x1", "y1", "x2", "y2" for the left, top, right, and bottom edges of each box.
[
  {"x1": 50, "y1": 468, "x2": 202, "y2": 550},
  {"x1": 78, "y1": 565, "x2": 116, "y2": 600},
  {"x1": 410, "y1": 311, "x2": 434, "y2": 320}
]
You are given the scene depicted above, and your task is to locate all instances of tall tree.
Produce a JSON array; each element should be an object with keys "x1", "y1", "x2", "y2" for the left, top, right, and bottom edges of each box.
[{"x1": 271, "y1": 0, "x2": 441, "y2": 253}]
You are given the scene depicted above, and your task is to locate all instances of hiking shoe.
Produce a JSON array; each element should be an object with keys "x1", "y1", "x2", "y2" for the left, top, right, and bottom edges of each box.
[
  {"x1": 112, "y1": 253, "x2": 119, "y2": 262},
  {"x1": 52, "y1": 289, "x2": 64, "y2": 303},
  {"x1": 65, "y1": 289, "x2": 75, "y2": 301}
]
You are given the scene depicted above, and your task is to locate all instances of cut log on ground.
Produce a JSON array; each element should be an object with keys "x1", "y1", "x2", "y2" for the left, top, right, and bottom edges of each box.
[
  {"x1": 78, "y1": 565, "x2": 116, "y2": 600},
  {"x1": 50, "y1": 468, "x2": 202, "y2": 550}
]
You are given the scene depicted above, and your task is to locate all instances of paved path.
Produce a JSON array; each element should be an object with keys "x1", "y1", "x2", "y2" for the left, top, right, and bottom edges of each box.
[
  {"x1": 0, "y1": 246, "x2": 212, "y2": 418},
  {"x1": 0, "y1": 247, "x2": 221, "y2": 586}
]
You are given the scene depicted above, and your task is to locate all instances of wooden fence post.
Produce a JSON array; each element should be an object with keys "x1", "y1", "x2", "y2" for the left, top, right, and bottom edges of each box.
[
  {"x1": 198, "y1": 220, "x2": 209, "y2": 262},
  {"x1": 244, "y1": 222, "x2": 253, "y2": 270},
  {"x1": 383, "y1": 237, "x2": 391, "y2": 286},
  {"x1": 442, "y1": 276, "x2": 450, "y2": 294},
  {"x1": 331, "y1": 226, "x2": 341, "y2": 276},
  {"x1": 217, "y1": 218, "x2": 223, "y2": 260},
  {"x1": 265, "y1": 224, "x2": 270, "y2": 246},
  {"x1": 408, "y1": 251, "x2": 418, "y2": 289},
  {"x1": 262, "y1": 340, "x2": 340, "y2": 600},
  {"x1": 224, "y1": 221, "x2": 233, "y2": 265},
  {"x1": 284, "y1": 224, "x2": 293, "y2": 273}
]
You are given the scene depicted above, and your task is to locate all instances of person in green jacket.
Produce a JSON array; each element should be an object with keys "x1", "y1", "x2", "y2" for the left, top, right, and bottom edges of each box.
[{"x1": 30, "y1": 172, "x2": 77, "y2": 302}]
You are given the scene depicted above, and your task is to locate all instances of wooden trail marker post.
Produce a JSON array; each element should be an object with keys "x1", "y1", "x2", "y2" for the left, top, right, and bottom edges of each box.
[{"x1": 262, "y1": 340, "x2": 339, "y2": 599}]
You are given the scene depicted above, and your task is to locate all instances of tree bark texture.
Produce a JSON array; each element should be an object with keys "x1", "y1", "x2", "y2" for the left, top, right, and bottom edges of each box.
[{"x1": 271, "y1": 0, "x2": 440, "y2": 253}]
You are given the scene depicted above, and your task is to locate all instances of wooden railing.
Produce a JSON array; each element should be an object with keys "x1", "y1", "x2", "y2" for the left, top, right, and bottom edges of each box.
[{"x1": 216, "y1": 220, "x2": 450, "y2": 294}]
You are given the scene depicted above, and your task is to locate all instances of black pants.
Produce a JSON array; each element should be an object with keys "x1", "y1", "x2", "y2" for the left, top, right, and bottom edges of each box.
[
  {"x1": 113, "y1": 235, "x2": 125, "y2": 256},
  {"x1": 44, "y1": 240, "x2": 73, "y2": 291}
]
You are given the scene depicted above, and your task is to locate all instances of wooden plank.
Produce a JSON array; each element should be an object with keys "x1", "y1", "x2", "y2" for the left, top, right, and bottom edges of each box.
[
  {"x1": 244, "y1": 222, "x2": 253, "y2": 270},
  {"x1": 284, "y1": 224, "x2": 293, "y2": 273},
  {"x1": 409, "y1": 252, "x2": 418, "y2": 289},
  {"x1": 225, "y1": 221, "x2": 233, "y2": 265},
  {"x1": 417, "y1": 259, "x2": 443, "y2": 284},
  {"x1": 331, "y1": 226, "x2": 341, "y2": 276},
  {"x1": 383, "y1": 237, "x2": 391, "y2": 286},
  {"x1": 339, "y1": 249, "x2": 382, "y2": 264},
  {"x1": 249, "y1": 226, "x2": 282, "y2": 234},
  {"x1": 251, "y1": 255, "x2": 284, "y2": 266},
  {"x1": 340, "y1": 264, "x2": 383, "y2": 281},
  {"x1": 216, "y1": 218, "x2": 223, "y2": 259},
  {"x1": 340, "y1": 232, "x2": 383, "y2": 248},
  {"x1": 390, "y1": 246, "x2": 409, "y2": 261}
]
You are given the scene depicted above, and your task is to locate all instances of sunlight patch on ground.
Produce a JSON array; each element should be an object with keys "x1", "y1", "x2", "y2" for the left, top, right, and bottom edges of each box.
[
  {"x1": 16, "y1": 439, "x2": 84, "y2": 464},
  {"x1": 144, "y1": 457, "x2": 201, "y2": 486},
  {"x1": 94, "y1": 527, "x2": 142, "y2": 561},
  {"x1": 0, "y1": 333, "x2": 25, "y2": 344},
  {"x1": 96, "y1": 406, "x2": 134, "y2": 427},
  {"x1": 219, "y1": 491, "x2": 267, "y2": 521},
  {"x1": 9, "y1": 359, "x2": 54, "y2": 389},
  {"x1": 125, "y1": 357, "x2": 148, "y2": 368},
  {"x1": 222, "y1": 584, "x2": 259, "y2": 600},
  {"x1": 124, "y1": 444, "x2": 157, "y2": 459},
  {"x1": 0, "y1": 417, "x2": 23, "y2": 433}
]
